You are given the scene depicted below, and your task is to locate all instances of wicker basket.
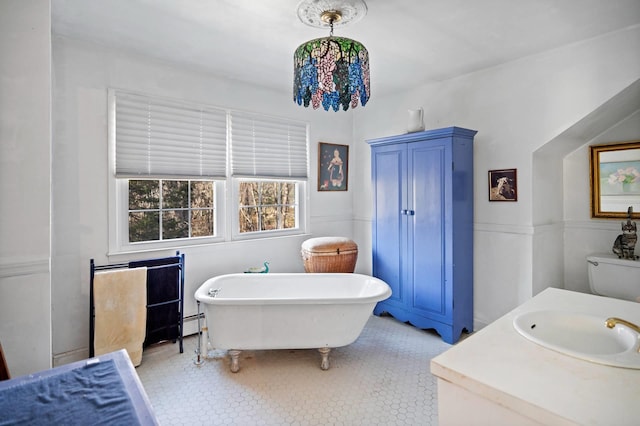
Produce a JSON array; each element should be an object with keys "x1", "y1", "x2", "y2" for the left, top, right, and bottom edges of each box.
[{"x1": 301, "y1": 237, "x2": 358, "y2": 273}]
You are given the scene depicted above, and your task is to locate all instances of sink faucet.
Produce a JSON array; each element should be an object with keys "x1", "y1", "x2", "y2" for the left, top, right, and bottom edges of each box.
[
  {"x1": 605, "y1": 317, "x2": 640, "y2": 352},
  {"x1": 605, "y1": 317, "x2": 640, "y2": 333}
]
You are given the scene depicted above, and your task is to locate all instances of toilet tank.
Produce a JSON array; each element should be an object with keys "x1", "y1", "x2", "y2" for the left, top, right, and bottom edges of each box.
[{"x1": 587, "y1": 254, "x2": 640, "y2": 302}]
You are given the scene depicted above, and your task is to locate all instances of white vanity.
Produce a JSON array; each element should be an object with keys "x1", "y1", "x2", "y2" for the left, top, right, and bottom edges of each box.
[{"x1": 431, "y1": 288, "x2": 640, "y2": 425}]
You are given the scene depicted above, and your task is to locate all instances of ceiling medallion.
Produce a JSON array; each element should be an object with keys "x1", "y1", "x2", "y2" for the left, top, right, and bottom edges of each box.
[
  {"x1": 296, "y1": 0, "x2": 368, "y2": 28},
  {"x1": 293, "y1": 0, "x2": 370, "y2": 112}
]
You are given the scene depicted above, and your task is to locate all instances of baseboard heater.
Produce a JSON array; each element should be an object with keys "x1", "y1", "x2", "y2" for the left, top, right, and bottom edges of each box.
[{"x1": 182, "y1": 312, "x2": 205, "y2": 337}]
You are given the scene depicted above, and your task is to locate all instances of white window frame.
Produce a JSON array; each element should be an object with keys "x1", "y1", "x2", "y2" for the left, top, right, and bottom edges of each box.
[
  {"x1": 110, "y1": 178, "x2": 227, "y2": 253},
  {"x1": 107, "y1": 89, "x2": 308, "y2": 254}
]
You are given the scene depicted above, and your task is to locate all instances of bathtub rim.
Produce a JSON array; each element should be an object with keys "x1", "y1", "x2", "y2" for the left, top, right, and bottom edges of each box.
[{"x1": 194, "y1": 272, "x2": 392, "y2": 306}]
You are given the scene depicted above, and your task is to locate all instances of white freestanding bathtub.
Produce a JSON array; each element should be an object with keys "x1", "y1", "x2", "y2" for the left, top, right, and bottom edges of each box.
[{"x1": 194, "y1": 273, "x2": 392, "y2": 372}]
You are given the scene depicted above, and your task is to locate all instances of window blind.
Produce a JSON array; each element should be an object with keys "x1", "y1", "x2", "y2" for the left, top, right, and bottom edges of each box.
[
  {"x1": 115, "y1": 91, "x2": 227, "y2": 178},
  {"x1": 230, "y1": 112, "x2": 308, "y2": 178}
]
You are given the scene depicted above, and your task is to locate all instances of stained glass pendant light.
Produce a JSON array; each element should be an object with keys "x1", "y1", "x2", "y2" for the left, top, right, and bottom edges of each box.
[{"x1": 293, "y1": 0, "x2": 370, "y2": 111}]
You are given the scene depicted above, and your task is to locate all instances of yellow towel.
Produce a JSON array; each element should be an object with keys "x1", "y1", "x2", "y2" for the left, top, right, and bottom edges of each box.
[{"x1": 93, "y1": 267, "x2": 147, "y2": 366}]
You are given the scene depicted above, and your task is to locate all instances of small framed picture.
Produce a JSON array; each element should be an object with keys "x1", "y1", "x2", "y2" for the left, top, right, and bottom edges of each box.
[
  {"x1": 318, "y1": 142, "x2": 349, "y2": 191},
  {"x1": 488, "y1": 169, "x2": 517, "y2": 201}
]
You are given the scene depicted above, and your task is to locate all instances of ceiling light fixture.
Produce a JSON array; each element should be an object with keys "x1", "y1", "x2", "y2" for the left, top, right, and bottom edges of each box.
[{"x1": 293, "y1": 0, "x2": 370, "y2": 112}]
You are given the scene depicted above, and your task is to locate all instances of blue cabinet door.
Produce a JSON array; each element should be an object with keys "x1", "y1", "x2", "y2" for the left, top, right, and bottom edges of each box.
[
  {"x1": 408, "y1": 140, "x2": 449, "y2": 321},
  {"x1": 371, "y1": 143, "x2": 407, "y2": 310}
]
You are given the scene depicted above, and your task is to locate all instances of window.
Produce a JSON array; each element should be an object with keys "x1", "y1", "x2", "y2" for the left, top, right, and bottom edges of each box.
[
  {"x1": 238, "y1": 180, "x2": 297, "y2": 233},
  {"x1": 230, "y1": 111, "x2": 308, "y2": 239},
  {"x1": 128, "y1": 179, "x2": 215, "y2": 242},
  {"x1": 109, "y1": 89, "x2": 308, "y2": 252}
]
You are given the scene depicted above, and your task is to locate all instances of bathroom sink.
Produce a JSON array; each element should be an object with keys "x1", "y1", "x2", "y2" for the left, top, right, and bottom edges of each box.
[{"x1": 513, "y1": 310, "x2": 640, "y2": 369}]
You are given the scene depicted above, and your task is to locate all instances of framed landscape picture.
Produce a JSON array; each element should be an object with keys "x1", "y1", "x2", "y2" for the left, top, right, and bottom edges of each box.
[
  {"x1": 488, "y1": 169, "x2": 517, "y2": 201},
  {"x1": 318, "y1": 142, "x2": 349, "y2": 191}
]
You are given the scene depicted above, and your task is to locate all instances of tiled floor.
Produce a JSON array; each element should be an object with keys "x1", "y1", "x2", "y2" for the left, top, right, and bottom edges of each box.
[{"x1": 136, "y1": 315, "x2": 453, "y2": 425}]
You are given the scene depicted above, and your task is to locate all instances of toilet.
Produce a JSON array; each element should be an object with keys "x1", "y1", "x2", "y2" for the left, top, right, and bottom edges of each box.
[{"x1": 587, "y1": 253, "x2": 640, "y2": 302}]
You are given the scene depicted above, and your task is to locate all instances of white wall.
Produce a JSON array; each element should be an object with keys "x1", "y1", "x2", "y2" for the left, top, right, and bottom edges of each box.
[
  {"x1": 0, "y1": 0, "x2": 52, "y2": 377},
  {"x1": 352, "y1": 26, "x2": 640, "y2": 328},
  {"x1": 531, "y1": 149, "x2": 564, "y2": 297},
  {"x1": 51, "y1": 36, "x2": 354, "y2": 364}
]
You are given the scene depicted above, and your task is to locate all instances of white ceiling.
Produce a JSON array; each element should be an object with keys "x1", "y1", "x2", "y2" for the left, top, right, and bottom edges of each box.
[{"x1": 52, "y1": 0, "x2": 640, "y2": 97}]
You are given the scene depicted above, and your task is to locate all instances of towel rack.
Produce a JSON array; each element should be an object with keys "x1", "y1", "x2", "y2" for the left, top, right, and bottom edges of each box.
[{"x1": 90, "y1": 252, "x2": 185, "y2": 357}]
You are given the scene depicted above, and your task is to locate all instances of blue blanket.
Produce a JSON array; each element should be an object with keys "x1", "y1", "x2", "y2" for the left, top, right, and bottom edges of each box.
[{"x1": 0, "y1": 359, "x2": 141, "y2": 425}]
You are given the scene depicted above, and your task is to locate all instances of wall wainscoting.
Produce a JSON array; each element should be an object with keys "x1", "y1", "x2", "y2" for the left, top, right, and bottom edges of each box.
[{"x1": 0, "y1": 257, "x2": 50, "y2": 278}]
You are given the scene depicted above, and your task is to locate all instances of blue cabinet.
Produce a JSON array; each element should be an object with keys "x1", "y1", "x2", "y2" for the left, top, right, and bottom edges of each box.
[{"x1": 368, "y1": 127, "x2": 476, "y2": 344}]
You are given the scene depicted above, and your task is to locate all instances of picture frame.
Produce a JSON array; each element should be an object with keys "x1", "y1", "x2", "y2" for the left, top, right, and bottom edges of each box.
[
  {"x1": 590, "y1": 141, "x2": 640, "y2": 219},
  {"x1": 488, "y1": 169, "x2": 517, "y2": 201},
  {"x1": 318, "y1": 142, "x2": 349, "y2": 191}
]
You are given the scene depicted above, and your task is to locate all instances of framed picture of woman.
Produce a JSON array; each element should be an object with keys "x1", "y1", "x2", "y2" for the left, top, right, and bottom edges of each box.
[{"x1": 318, "y1": 142, "x2": 349, "y2": 191}]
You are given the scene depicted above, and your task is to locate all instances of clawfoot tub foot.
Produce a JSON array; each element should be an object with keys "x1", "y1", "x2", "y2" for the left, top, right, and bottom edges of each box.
[
  {"x1": 228, "y1": 350, "x2": 241, "y2": 373},
  {"x1": 318, "y1": 347, "x2": 331, "y2": 370}
]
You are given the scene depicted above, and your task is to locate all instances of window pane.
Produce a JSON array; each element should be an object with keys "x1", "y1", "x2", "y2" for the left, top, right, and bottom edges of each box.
[
  {"x1": 162, "y1": 210, "x2": 189, "y2": 239},
  {"x1": 281, "y1": 182, "x2": 295, "y2": 204},
  {"x1": 239, "y1": 207, "x2": 258, "y2": 233},
  {"x1": 261, "y1": 206, "x2": 277, "y2": 230},
  {"x1": 239, "y1": 182, "x2": 259, "y2": 207},
  {"x1": 261, "y1": 182, "x2": 277, "y2": 205},
  {"x1": 191, "y1": 181, "x2": 213, "y2": 208},
  {"x1": 237, "y1": 180, "x2": 299, "y2": 234},
  {"x1": 127, "y1": 178, "x2": 219, "y2": 243},
  {"x1": 129, "y1": 211, "x2": 160, "y2": 242},
  {"x1": 129, "y1": 180, "x2": 159, "y2": 209},
  {"x1": 283, "y1": 205, "x2": 296, "y2": 229},
  {"x1": 163, "y1": 181, "x2": 188, "y2": 209},
  {"x1": 191, "y1": 209, "x2": 214, "y2": 237}
]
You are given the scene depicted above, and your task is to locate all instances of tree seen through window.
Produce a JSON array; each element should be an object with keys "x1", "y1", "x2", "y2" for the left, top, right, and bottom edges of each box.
[{"x1": 238, "y1": 181, "x2": 296, "y2": 233}]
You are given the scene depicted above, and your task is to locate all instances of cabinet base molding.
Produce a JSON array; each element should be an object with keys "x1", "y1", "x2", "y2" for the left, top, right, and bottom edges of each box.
[{"x1": 374, "y1": 307, "x2": 471, "y2": 344}]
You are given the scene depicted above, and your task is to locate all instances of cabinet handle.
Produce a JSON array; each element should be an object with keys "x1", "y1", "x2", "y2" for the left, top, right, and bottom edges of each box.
[
  {"x1": 401, "y1": 209, "x2": 407, "y2": 215},
  {"x1": 408, "y1": 210, "x2": 415, "y2": 215}
]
